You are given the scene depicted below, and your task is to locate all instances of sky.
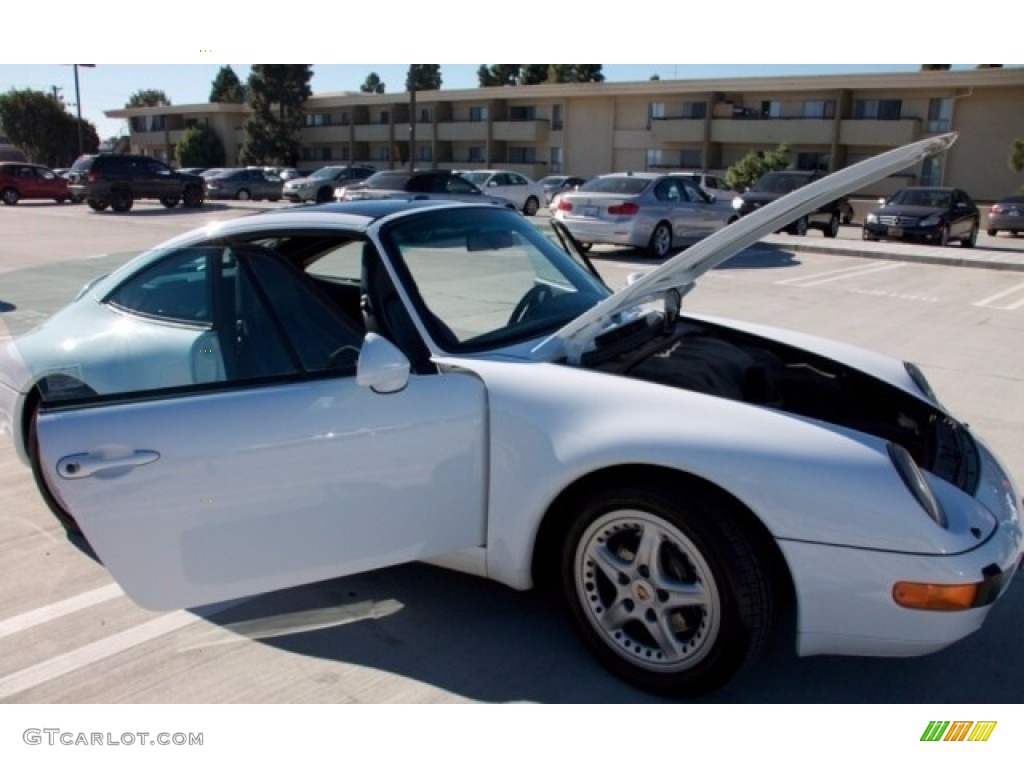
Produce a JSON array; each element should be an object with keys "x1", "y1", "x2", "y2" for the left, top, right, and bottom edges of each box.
[{"x1": 0, "y1": 4, "x2": 1016, "y2": 141}]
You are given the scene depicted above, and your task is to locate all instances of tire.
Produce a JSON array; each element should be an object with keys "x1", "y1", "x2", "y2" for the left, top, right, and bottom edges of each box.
[
  {"x1": 861, "y1": 227, "x2": 877, "y2": 241},
  {"x1": 236, "y1": 189, "x2": 251, "y2": 201},
  {"x1": 824, "y1": 213, "x2": 840, "y2": 239},
  {"x1": 523, "y1": 196, "x2": 540, "y2": 216},
  {"x1": 938, "y1": 225, "x2": 950, "y2": 247},
  {"x1": 160, "y1": 196, "x2": 180, "y2": 208},
  {"x1": 182, "y1": 185, "x2": 204, "y2": 208},
  {"x1": 55, "y1": 197, "x2": 67, "y2": 204},
  {"x1": 961, "y1": 223, "x2": 978, "y2": 248},
  {"x1": 2, "y1": 187, "x2": 19, "y2": 205},
  {"x1": 87, "y1": 198, "x2": 109, "y2": 212},
  {"x1": 27, "y1": 397, "x2": 82, "y2": 535},
  {"x1": 987, "y1": 228, "x2": 998, "y2": 237},
  {"x1": 790, "y1": 216, "x2": 808, "y2": 236},
  {"x1": 560, "y1": 484, "x2": 775, "y2": 697},
  {"x1": 269, "y1": 197, "x2": 281, "y2": 203},
  {"x1": 110, "y1": 189, "x2": 133, "y2": 213},
  {"x1": 647, "y1": 222, "x2": 673, "y2": 259}
]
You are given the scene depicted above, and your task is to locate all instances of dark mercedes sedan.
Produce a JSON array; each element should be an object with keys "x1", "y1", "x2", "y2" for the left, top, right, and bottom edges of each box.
[
  {"x1": 863, "y1": 186, "x2": 979, "y2": 247},
  {"x1": 987, "y1": 195, "x2": 1024, "y2": 237}
]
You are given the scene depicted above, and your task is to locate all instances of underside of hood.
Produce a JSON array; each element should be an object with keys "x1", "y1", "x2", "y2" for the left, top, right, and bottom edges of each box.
[{"x1": 535, "y1": 133, "x2": 958, "y2": 364}]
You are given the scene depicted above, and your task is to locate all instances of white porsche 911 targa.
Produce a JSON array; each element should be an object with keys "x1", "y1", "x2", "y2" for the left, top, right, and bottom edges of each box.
[{"x1": 0, "y1": 133, "x2": 1020, "y2": 697}]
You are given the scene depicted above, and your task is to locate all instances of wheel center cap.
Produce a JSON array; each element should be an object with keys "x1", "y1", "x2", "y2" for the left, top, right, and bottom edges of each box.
[{"x1": 632, "y1": 580, "x2": 655, "y2": 605}]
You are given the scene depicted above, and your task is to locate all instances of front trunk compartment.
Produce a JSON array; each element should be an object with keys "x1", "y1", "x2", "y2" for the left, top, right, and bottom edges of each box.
[{"x1": 586, "y1": 316, "x2": 979, "y2": 495}]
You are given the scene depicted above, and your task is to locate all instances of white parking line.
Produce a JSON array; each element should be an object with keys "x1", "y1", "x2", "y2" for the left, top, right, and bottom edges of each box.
[
  {"x1": 777, "y1": 262, "x2": 905, "y2": 287},
  {"x1": 0, "y1": 584, "x2": 123, "y2": 641},
  {"x1": 973, "y1": 282, "x2": 1024, "y2": 310},
  {"x1": 0, "y1": 599, "x2": 241, "y2": 700}
]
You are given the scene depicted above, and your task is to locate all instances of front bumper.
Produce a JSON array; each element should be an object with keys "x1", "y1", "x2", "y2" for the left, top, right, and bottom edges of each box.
[
  {"x1": 283, "y1": 188, "x2": 315, "y2": 203},
  {"x1": 863, "y1": 220, "x2": 947, "y2": 243}
]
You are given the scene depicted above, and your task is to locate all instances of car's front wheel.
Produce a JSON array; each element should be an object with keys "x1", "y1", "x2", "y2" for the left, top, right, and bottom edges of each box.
[
  {"x1": 647, "y1": 222, "x2": 673, "y2": 259},
  {"x1": 236, "y1": 189, "x2": 251, "y2": 201},
  {"x1": 560, "y1": 484, "x2": 775, "y2": 697},
  {"x1": 824, "y1": 213, "x2": 840, "y2": 239},
  {"x1": 110, "y1": 189, "x2": 133, "y2": 212},
  {"x1": 182, "y1": 185, "x2": 204, "y2": 208},
  {"x1": 987, "y1": 228, "x2": 998, "y2": 237},
  {"x1": 938, "y1": 224, "x2": 950, "y2": 247},
  {"x1": 961, "y1": 223, "x2": 978, "y2": 248},
  {"x1": 790, "y1": 216, "x2": 808, "y2": 236},
  {"x1": 160, "y1": 196, "x2": 180, "y2": 208},
  {"x1": 87, "y1": 198, "x2": 109, "y2": 212}
]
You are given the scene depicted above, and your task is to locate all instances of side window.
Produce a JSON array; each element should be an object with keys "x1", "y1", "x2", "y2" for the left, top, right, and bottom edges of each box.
[
  {"x1": 106, "y1": 248, "x2": 213, "y2": 324},
  {"x1": 406, "y1": 175, "x2": 433, "y2": 193},
  {"x1": 245, "y1": 249, "x2": 363, "y2": 374},
  {"x1": 653, "y1": 179, "x2": 675, "y2": 202}
]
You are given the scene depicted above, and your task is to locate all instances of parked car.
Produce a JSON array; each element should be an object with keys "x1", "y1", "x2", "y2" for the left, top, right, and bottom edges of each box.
[
  {"x1": 284, "y1": 165, "x2": 376, "y2": 204},
  {"x1": 673, "y1": 171, "x2": 738, "y2": 201},
  {"x1": 731, "y1": 170, "x2": 845, "y2": 237},
  {"x1": 338, "y1": 169, "x2": 515, "y2": 208},
  {"x1": 457, "y1": 170, "x2": 546, "y2": 215},
  {"x1": 278, "y1": 168, "x2": 304, "y2": 181},
  {"x1": 987, "y1": 195, "x2": 1024, "y2": 237},
  {"x1": 863, "y1": 187, "x2": 979, "y2": 247},
  {"x1": 539, "y1": 175, "x2": 588, "y2": 204},
  {"x1": 0, "y1": 162, "x2": 71, "y2": 205},
  {"x1": 200, "y1": 168, "x2": 230, "y2": 180},
  {"x1": 553, "y1": 172, "x2": 738, "y2": 257},
  {"x1": 2, "y1": 133, "x2": 1019, "y2": 698},
  {"x1": 66, "y1": 154, "x2": 205, "y2": 212},
  {"x1": 204, "y1": 168, "x2": 284, "y2": 201},
  {"x1": 178, "y1": 167, "x2": 207, "y2": 176}
]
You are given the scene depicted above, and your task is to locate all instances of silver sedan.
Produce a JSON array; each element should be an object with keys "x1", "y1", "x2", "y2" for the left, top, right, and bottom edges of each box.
[{"x1": 552, "y1": 173, "x2": 738, "y2": 258}]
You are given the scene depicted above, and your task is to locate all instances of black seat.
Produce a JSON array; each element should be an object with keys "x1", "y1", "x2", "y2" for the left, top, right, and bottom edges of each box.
[{"x1": 361, "y1": 243, "x2": 434, "y2": 373}]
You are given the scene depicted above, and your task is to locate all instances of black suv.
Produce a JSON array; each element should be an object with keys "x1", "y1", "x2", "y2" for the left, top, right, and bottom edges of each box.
[
  {"x1": 68, "y1": 154, "x2": 206, "y2": 212},
  {"x1": 731, "y1": 170, "x2": 845, "y2": 238}
]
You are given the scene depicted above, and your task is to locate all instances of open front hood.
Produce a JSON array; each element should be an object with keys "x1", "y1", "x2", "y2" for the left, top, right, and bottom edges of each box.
[{"x1": 535, "y1": 133, "x2": 957, "y2": 363}]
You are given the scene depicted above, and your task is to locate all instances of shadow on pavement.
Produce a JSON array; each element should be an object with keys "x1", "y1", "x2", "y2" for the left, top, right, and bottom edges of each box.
[{"x1": 191, "y1": 561, "x2": 1024, "y2": 703}]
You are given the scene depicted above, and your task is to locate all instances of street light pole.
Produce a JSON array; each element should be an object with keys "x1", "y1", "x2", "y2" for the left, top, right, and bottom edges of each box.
[{"x1": 409, "y1": 65, "x2": 418, "y2": 172}]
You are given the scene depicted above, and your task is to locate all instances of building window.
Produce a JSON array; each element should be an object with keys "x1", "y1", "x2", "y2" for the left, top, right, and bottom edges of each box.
[
  {"x1": 340, "y1": 112, "x2": 350, "y2": 126},
  {"x1": 920, "y1": 155, "x2": 943, "y2": 185},
  {"x1": 802, "y1": 100, "x2": 836, "y2": 119},
  {"x1": 509, "y1": 105, "x2": 536, "y2": 121},
  {"x1": 416, "y1": 144, "x2": 432, "y2": 162},
  {"x1": 549, "y1": 146, "x2": 563, "y2": 173},
  {"x1": 552, "y1": 104, "x2": 563, "y2": 130},
  {"x1": 760, "y1": 101, "x2": 782, "y2": 118},
  {"x1": 646, "y1": 148, "x2": 665, "y2": 168},
  {"x1": 797, "y1": 152, "x2": 830, "y2": 171},
  {"x1": 130, "y1": 117, "x2": 146, "y2": 132},
  {"x1": 378, "y1": 111, "x2": 390, "y2": 125},
  {"x1": 469, "y1": 107, "x2": 488, "y2": 123},
  {"x1": 682, "y1": 101, "x2": 707, "y2": 119},
  {"x1": 467, "y1": 146, "x2": 485, "y2": 163},
  {"x1": 184, "y1": 118, "x2": 198, "y2": 129},
  {"x1": 339, "y1": 146, "x2": 351, "y2": 161},
  {"x1": 304, "y1": 113, "x2": 331, "y2": 127},
  {"x1": 679, "y1": 149, "x2": 701, "y2": 168},
  {"x1": 854, "y1": 99, "x2": 902, "y2": 120},
  {"x1": 300, "y1": 147, "x2": 333, "y2": 161},
  {"x1": 927, "y1": 98, "x2": 953, "y2": 133},
  {"x1": 648, "y1": 102, "x2": 665, "y2": 126},
  {"x1": 419, "y1": 108, "x2": 431, "y2": 123},
  {"x1": 508, "y1": 146, "x2": 537, "y2": 164},
  {"x1": 374, "y1": 145, "x2": 390, "y2": 162}
]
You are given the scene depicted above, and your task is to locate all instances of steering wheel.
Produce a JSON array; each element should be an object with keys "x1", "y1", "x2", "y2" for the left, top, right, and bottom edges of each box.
[{"x1": 508, "y1": 285, "x2": 553, "y2": 325}]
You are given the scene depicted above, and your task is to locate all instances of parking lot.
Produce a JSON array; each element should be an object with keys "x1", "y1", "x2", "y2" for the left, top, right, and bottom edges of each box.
[{"x1": 1, "y1": 199, "x2": 1022, "y2": 702}]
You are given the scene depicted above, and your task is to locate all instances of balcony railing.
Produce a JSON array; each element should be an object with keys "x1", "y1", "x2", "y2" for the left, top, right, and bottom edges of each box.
[{"x1": 839, "y1": 117, "x2": 921, "y2": 147}]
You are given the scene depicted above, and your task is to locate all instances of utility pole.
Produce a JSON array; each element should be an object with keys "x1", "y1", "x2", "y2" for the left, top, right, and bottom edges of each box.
[
  {"x1": 50, "y1": 86, "x2": 63, "y2": 103},
  {"x1": 408, "y1": 65, "x2": 418, "y2": 172},
  {"x1": 68, "y1": 64, "x2": 95, "y2": 157}
]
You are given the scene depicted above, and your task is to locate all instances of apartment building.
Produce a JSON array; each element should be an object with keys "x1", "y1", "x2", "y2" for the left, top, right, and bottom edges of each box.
[{"x1": 105, "y1": 68, "x2": 1024, "y2": 200}]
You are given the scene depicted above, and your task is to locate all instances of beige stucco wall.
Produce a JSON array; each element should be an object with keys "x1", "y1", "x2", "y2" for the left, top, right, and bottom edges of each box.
[{"x1": 948, "y1": 87, "x2": 1024, "y2": 200}]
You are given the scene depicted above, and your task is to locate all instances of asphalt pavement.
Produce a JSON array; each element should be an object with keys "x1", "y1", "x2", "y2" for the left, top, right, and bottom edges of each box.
[{"x1": 760, "y1": 231, "x2": 1024, "y2": 272}]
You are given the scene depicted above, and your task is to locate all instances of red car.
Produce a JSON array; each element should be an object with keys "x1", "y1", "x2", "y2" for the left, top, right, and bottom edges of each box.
[{"x1": 0, "y1": 162, "x2": 71, "y2": 205}]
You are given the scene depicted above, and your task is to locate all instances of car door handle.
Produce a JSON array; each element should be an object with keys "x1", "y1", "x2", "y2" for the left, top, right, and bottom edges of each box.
[{"x1": 57, "y1": 450, "x2": 160, "y2": 479}]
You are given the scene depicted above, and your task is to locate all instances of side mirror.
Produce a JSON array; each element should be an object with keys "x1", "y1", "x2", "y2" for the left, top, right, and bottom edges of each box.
[{"x1": 357, "y1": 333, "x2": 410, "y2": 394}]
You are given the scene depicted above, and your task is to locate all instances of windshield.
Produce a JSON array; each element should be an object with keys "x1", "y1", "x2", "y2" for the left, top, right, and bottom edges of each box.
[
  {"x1": 751, "y1": 173, "x2": 812, "y2": 194},
  {"x1": 364, "y1": 173, "x2": 411, "y2": 190},
  {"x1": 579, "y1": 177, "x2": 651, "y2": 195},
  {"x1": 459, "y1": 172, "x2": 490, "y2": 186},
  {"x1": 889, "y1": 189, "x2": 952, "y2": 207},
  {"x1": 310, "y1": 167, "x2": 339, "y2": 179},
  {"x1": 380, "y1": 207, "x2": 610, "y2": 352}
]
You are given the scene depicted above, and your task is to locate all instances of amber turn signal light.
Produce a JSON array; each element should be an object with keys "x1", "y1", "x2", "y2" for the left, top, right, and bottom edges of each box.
[{"x1": 893, "y1": 582, "x2": 979, "y2": 611}]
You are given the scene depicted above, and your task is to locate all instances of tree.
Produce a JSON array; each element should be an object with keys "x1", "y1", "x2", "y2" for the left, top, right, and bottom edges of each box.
[
  {"x1": 1010, "y1": 137, "x2": 1024, "y2": 190},
  {"x1": 519, "y1": 65, "x2": 550, "y2": 85},
  {"x1": 240, "y1": 65, "x2": 313, "y2": 166},
  {"x1": 920, "y1": 65, "x2": 951, "y2": 71},
  {"x1": 209, "y1": 66, "x2": 246, "y2": 103},
  {"x1": 360, "y1": 72, "x2": 385, "y2": 94},
  {"x1": 0, "y1": 88, "x2": 99, "y2": 166},
  {"x1": 725, "y1": 144, "x2": 791, "y2": 192},
  {"x1": 477, "y1": 65, "x2": 522, "y2": 87},
  {"x1": 569, "y1": 65, "x2": 605, "y2": 83},
  {"x1": 977, "y1": 64, "x2": 1004, "y2": 69},
  {"x1": 175, "y1": 123, "x2": 226, "y2": 168},
  {"x1": 125, "y1": 89, "x2": 171, "y2": 107},
  {"x1": 406, "y1": 65, "x2": 442, "y2": 91}
]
